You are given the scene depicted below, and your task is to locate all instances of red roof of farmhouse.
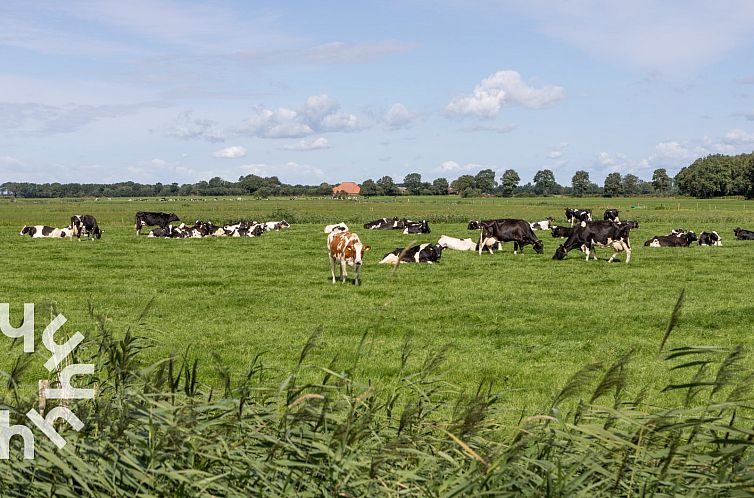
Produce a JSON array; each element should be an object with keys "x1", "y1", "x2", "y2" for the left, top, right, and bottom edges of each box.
[{"x1": 332, "y1": 182, "x2": 361, "y2": 195}]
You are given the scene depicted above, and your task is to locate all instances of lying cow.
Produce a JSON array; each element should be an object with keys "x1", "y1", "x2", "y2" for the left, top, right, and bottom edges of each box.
[
  {"x1": 328, "y1": 230, "x2": 370, "y2": 285},
  {"x1": 565, "y1": 208, "x2": 592, "y2": 226},
  {"x1": 19, "y1": 225, "x2": 74, "y2": 238},
  {"x1": 135, "y1": 211, "x2": 179, "y2": 235},
  {"x1": 379, "y1": 243, "x2": 444, "y2": 264},
  {"x1": 472, "y1": 219, "x2": 544, "y2": 255},
  {"x1": 603, "y1": 209, "x2": 620, "y2": 222},
  {"x1": 325, "y1": 223, "x2": 349, "y2": 234},
  {"x1": 403, "y1": 220, "x2": 430, "y2": 234},
  {"x1": 437, "y1": 235, "x2": 478, "y2": 252},
  {"x1": 698, "y1": 231, "x2": 722, "y2": 246},
  {"x1": 734, "y1": 227, "x2": 754, "y2": 240},
  {"x1": 530, "y1": 217, "x2": 555, "y2": 230},
  {"x1": 71, "y1": 215, "x2": 102, "y2": 240},
  {"x1": 263, "y1": 220, "x2": 290, "y2": 231},
  {"x1": 553, "y1": 221, "x2": 632, "y2": 263},
  {"x1": 644, "y1": 231, "x2": 697, "y2": 247},
  {"x1": 363, "y1": 217, "x2": 402, "y2": 230}
]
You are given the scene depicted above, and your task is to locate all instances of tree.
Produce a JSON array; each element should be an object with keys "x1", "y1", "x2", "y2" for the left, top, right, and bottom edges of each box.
[
  {"x1": 603, "y1": 172, "x2": 622, "y2": 197},
  {"x1": 431, "y1": 177, "x2": 449, "y2": 195},
  {"x1": 571, "y1": 170, "x2": 591, "y2": 197},
  {"x1": 360, "y1": 179, "x2": 379, "y2": 196},
  {"x1": 533, "y1": 169, "x2": 558, "y2": 195},
  {"x1": 376, "y1": 176, "x2": 398, "y2": 196},
  {"x1": 652, "y1": 168, "x2": 672, "y2": 195},
  {"x1": 475, "y1": 169, "x2": 496, "y2": 194},
  {"x1": 500, "y1": 169, "x2": 520, "y2": 197},
  {"x1": 622, "y1": 174, "x2": 639, "y2": 195},
  {"x1": 403, "y1": 173, "x2": 422, "y2": 195},
  {"x1": 451, "y1": 175, "x2": 478, "y2": 197}
]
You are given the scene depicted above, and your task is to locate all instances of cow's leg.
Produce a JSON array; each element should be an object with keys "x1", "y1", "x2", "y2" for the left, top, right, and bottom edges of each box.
[
  {"x1": 353, "y1": 262, "x2": 361, "y2": 286},
  {"x1": 339, "y1": 260, "x2": 347, "y2": 283},
  {"x1": 329, "y1": 256, "x2": 337, "y2": 283},
  {"x1": 624, "y1": 242, "x2": 631, "y2": 263},
  {"x1": 478, "y1": 232, "x2": 484, "y2": 256}
]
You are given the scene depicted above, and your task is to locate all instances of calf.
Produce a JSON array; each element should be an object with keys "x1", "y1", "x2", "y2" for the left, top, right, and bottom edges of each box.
[
  {"x1": 553, "y1": 221, "x2": 631, "y2": 263},
  {"x1": 437, "y1": 235, "x2": 478, "y2": 252},
  {"x1": 644, "y1": 231, "x2": 697, "y2": 247},
  {"x1": 473, "y1": 219, "x2": 544, "y2": 255},
  {"x1": 402, "y1": 220, "x2": 430, "y2": 234},
  {"x1": 603, "y1": 209, "x2": 620, "y2": 222},
  {"x1": 135, "y1": 211, "x2": 179, "y2": 235},
  {"x1": 734, "y1": 227, "x2": 754, "y2": 240},
  {"x1": 379, "y1": 243, "x2": 444, "y2": 264},
  {"x1": 565, "y1": 208, "x2": 592, "y2": 226},
  {"x1": 71, "y1": 214, "x2": 102, "y2": 240},
  {"x1": 328, "y1": 230, "x2": 370, "y2": 285},
  {"x1": 698, "y1": 231, "x2": 722, "y2": 246}
]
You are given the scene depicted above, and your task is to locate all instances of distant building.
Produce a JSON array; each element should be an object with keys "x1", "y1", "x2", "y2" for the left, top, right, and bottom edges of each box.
[{"x1": 332, "y1": 182, "x2": 361, "y2": 197}]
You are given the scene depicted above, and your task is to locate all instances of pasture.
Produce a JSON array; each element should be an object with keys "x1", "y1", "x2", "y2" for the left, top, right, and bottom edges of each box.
[{"x1": 2, "y1": 195, "x2": 753, "y2": 424}]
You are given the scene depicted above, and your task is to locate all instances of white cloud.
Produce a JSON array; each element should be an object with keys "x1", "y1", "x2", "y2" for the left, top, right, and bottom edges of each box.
[
  {"x1": 162, "y1": 110, "x2": 225, "y2": 143},
  {"x1": 384, "y1": 103, "x2": 416, "y2": 129},
  {"x1": 283, "y1": 137, "x2": 331, "y2": 151},
  {"x1": 0, "y1": 155, "x2": 21, "y2": 166},
  {"x1": 459, "y1": 123, "x2": 516, "y2": 134},
  {"x1": 212, "y1": 146, "x2": 247, "y2": 158},
  {"x1": 547, "y1": 142, "x2": 569, "y2": 159},
  {"x1": 722, "y1": 129, "x2": 754, "y2": 144},
  {"x1": 446, "y1": 70, "x2": 564, "y2": 118},
  {"x1": 438, "y1": 160, "x2": 482, "y2": 172}
]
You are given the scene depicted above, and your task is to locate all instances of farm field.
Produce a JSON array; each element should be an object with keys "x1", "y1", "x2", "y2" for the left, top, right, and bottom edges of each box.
[{"x1": 2, "y1": 195, "x2": 754, "y2": 425}]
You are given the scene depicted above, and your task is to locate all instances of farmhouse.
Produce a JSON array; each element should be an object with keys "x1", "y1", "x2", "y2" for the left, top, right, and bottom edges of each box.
[{"x1": 332, "y1": 182, "x2": 361, "y2": 197}]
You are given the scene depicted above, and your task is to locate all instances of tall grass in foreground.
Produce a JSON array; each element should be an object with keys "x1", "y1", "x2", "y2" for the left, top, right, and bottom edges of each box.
[{"x1": 1, "y1": 293, "x2": 754, "y2": 497}]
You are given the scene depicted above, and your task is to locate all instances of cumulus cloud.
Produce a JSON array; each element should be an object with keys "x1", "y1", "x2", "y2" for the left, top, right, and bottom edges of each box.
[
  {"x1": 445, "y1": 70, "x2": 564, "y2": 119},
  {"x1": 162, "y1": 110, "x2": 225, "y2": 142},
  {"x1": 547, "y1": 142, "x2": 569, "y2": 159},
  {"x1": 438, "y1": 160, "x2": 483, "y2": 172},
  {"x1": 283, "y1": 137, "x2": 331, "y2": 151},
  {"x1": 236, "y1": 94, "x2": 366, "y2": 139},
  {"x1": 384, "y1": 103, "x2": 416, "y2": 129},
  {"x1": 212, "y1": 146, "x2": 247, "y2": 158},
  {"x1": 722, "y1": 129, "x2": 754, "y2": 144}
]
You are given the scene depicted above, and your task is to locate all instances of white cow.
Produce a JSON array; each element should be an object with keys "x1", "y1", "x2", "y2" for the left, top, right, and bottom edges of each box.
[{"x1": 437, "y1": 235, "x2": 477, "y2": 251}]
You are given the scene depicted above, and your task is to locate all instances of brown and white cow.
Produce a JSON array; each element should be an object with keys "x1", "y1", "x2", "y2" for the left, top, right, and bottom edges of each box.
[{"x1": 327, "y1": 229, "x2": 370, "y2": 286}]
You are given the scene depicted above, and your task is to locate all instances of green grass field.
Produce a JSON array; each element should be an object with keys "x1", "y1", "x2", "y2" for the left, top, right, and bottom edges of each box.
[{"x1": 2, "y1": 195, "x2": 753, "y2": 425}]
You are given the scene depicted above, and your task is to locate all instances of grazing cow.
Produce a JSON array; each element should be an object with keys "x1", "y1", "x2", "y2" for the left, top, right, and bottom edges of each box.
[
  {"x1": 473, "y1": 219, "x2": 544, "y2": 255},
  {"x1": 403, "y1": 220, "x2": 431, "y2": 234},
  {"x1": 603, "y1": 209, "x2": 620, "y2": 222},
  {"x1": 325, "y1": 222, "x2": 349, "y2": 234},
  {"x1": 530, "y1": 217, "x2": 555, "y2": 230},
  {"x1": 553, "y1": 221, "x2": 632, "y2": 263},
  {"x1": 328, "y1": 231, "x2": 370, "y2": 285},
  {"x1": 698, "y1": 231, "x2": 722, "y2": 246},
  {"x1": 644, "y1": 231, "x2": 697, "y2": 247},
  {"x1": 71, "y1": 215, "x2": 102, "y2": 240},
  {"x1": 379, "y1": 243, "x2": 444, "y2": 264},
  {"x1": 364, "y1": 217, "x2": 402, "y2": 230},
  {"x1": 551, "y1": 226, "x2": 574, "y2": 238},
  {"x1": 135, "y1": 211, "x2": 180, "y2": 235},
  {"x1": 734, "y1": 227, "x2": 754, "y2": 240},
  {"x1": 437, "y1": 235, "x2": 478, "y2": 251},
  {"x1": 565, "y1": 208, "x2": 593, "y2": 226}
]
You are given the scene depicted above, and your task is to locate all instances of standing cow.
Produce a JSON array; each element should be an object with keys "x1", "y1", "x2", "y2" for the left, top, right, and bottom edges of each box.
[
  {"x1": 135, "y1": 211, "x2": 180, "y2": 235},
  {"x1": 327, "y1": 226, "x2": 370, "y2": 286}
]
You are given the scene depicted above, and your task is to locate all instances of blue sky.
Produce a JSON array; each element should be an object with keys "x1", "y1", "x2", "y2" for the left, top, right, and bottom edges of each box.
[{"x1": 2, "y1": 0, "x2": 754, "y2": 186}]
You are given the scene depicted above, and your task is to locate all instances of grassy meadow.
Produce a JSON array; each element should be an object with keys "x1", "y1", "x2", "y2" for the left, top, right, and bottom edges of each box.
[{"x1": 2, "y1": 194, "x2": 753, "y2": 424}]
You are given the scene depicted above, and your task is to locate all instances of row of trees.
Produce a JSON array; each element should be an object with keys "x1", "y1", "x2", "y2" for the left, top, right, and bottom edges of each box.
[{"x1": 3, "y1": 153, "x2": 752, "y2": 199}]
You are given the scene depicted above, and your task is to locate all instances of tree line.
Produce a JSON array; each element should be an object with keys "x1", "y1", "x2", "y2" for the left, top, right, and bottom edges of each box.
[{"x1": 2, "y1": 152, "x2": 753, "y2": 198}]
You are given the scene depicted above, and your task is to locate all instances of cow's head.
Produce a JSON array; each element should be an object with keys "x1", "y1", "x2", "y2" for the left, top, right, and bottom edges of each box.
[
  {"x1": 532, "y1": 239, "x2": 544, "y2": 254},
  {"x1": 168, "y1": 213, "x2": 180, "y2": 223},
  {"x1": 467, "y1": 220, "x2": 480, "y2": 230},
  {"x1": 19, "y1": 225, "x2": 30, "y2": 236},
  {"x1": 686, "y1": 231, "x2": 697, "y2": 243},
  {"x1": 553, "y1": 244, "x2": 567, "y2": 260},
  {"x1": 734, "y1": 227, "x2": 742, "y2": 237}
]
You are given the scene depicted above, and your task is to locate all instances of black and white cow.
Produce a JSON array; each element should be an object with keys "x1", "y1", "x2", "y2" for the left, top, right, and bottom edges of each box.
[
  {"x1": 603, "y1": 209, "x2": 620, "y2": 222},
  {"x1": 402, "y1": 220, "x2": 431, "y2": 234},
  {"x1": 19, "y1": 225, "x2": 73, "y2": 238},
  {"x1": 437, "y1": 235, "x2": 487, "y2": 252},
  {"x1": 147, "y1": 225, "x2": 176, "y2": 238},
  {"x1": 644, "y1": 231, "x2": 697, "y2": 247},
  {"x1": 135, "y1": 211, "x2": 180, "y2": 235},
  {"x1": 530, "y1": 217, "x2": 555, "y2": 230},
  {"x1": 617, "y1": 220, "x2": 639, "y2": 229},
  {"x1": 698, "y1": 231, "x2": 722, "y2": 246},
  {"x1": 263, "y1": 220, "x2": 290, "y2": 231},
  {"x1": 473, "y1": 219, "x2": 544, "y2": 255},
  {"x1": 565, "y1": 208, "x2": 593, "y2": 226},
  {"x1": 553, "y1": 221, "x2": 632, "y2": 263},
  {"x1": 71, "y1": 215, "x2": 102, "y2": 239},
  {"x1": 734, "y1": 227, "x2": 754, "y2": 240},
  {"x1": 551, "y1": 226, "x2": 574, "y2": 238},
  {"x1": 379, "y1": 243, "x2": 444, "y2": 264},
  {"x1": 670, "y1": 228, "x2": 687, "y2": 236},
  {"x1": 364, "y1": 217, "x2": 402, "y2": 230}
]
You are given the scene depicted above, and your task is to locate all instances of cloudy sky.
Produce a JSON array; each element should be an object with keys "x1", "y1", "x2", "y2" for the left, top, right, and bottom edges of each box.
[{"x1": 2, "y1": 0, "x2": 754, "y2": 186}]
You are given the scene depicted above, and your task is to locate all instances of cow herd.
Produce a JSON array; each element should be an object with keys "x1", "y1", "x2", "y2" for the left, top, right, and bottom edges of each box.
[{"x1": 326, "y1": 207, "x2": 753, "y2": 285}]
